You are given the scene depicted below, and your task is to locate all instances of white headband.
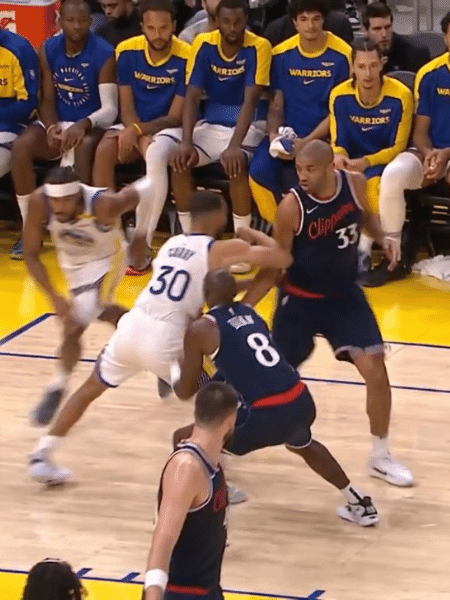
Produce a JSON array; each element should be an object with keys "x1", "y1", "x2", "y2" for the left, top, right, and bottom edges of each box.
[{"x1": 44, "y1": 181, "x2": 81, "y2": 197}]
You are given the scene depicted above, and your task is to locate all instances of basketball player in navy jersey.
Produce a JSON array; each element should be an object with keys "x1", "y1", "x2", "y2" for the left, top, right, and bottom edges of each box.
[
  {"x1": 243, "y1": 140, "x2": 414, "y2": 487},
  {"x1": 143, "y1": 382, "x2": 238, "y2": 600},
  {"x1": 10, "y1": 0, "x2": 117, "y2": 259},
  {"x1": 172, "y1": 269, "x2": 378, "y2": 527}
]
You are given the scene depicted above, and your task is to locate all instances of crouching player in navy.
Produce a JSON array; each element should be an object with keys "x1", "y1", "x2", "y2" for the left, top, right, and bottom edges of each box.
[
  {"x1": 244, "y1": 139, "x2": 414, "y2": 487},
  {"x1": 142, "y1": 381, "x2": 239, "y2": 600},
  {"x1": 172, "y1": 269, "x2": 379, "y2": 527}
]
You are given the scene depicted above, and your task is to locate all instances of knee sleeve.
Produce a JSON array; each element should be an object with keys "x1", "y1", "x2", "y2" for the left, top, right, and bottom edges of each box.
[
  {"x1": 134, "y1": 134, "x2": 177, "y2": 241},
  {"x1": 379, "y1": 152, "x2": 424, "y2": 234}
]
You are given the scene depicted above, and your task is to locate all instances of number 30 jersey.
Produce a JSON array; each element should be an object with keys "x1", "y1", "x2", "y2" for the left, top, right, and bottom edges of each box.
[
  {"x1": 207, "y1": 302, "x2": 301, "y2": 405},
  {"x1": 134, "y1": 233, "x2": 213, "y2": 329},
  {"x1": 284, "y1": 169, "x2": 363, "y2": 298}
]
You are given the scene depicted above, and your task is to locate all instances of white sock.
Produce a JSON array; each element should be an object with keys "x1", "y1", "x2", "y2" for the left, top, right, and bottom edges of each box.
[
  {"x1": 358, "y1": 232, "x2": 373, "y2": 257},
  {"x1": 372, "y1": 435, "x2": 389, "y2": 456},
  {"x1": 177, "y1": 211, "x2": 191, "y2": 234},
  {"x1": 17, "y1": 194, "x2": 30, "y2": 228},
  {"x1": 47, "y1": 364, "x2": 69, "y2": 393},
  {"x1": 232, "y1": 213, "x2": 251, "y2": 234},
  {"x1": 341, "y1": 483, "x2": 365, "y2": 505},
  {"x1": 34, "y1": 435, "x2": 62, "y2": 456}
]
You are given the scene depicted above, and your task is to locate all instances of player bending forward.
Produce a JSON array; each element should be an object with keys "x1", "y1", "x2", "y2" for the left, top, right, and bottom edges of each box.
[
  {"x1": 24, "y1": 166, "x2": 149, "y2": 426},
  {"x1": 29, "y1": 190, "x2": 292, "y2": 485},
  {"x1": 173, "y1": 269, "x2": 379, "y2": 527}
]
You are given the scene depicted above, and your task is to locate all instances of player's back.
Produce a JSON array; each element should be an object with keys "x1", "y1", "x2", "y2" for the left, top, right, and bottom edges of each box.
[
  {"x1": 48, "y1": 184, "x2": 124, "y2": 286},
  {"x1": 207, "y1": 302, "x2": 301, "y2": 405},
  {"x1": 134, "y1": 233, "x2": 213, "y2": 329},
  {"x1": 285, "y1": 169, "x2": 362, "y2": 296}
]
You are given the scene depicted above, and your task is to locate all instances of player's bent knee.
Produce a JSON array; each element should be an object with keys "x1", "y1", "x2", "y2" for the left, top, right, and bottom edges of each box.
[{"x1": 355, "y1": 352, "x2": 388, "y2": 384}]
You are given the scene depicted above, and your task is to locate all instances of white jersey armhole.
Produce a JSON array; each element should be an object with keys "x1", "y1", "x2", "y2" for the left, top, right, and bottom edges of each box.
[
  {"x1": 344, "y1": 170, "x2": 364, "y2": 211},
  {"x1": 289, "y1": 188, "x2": 305, "y2": 235}
]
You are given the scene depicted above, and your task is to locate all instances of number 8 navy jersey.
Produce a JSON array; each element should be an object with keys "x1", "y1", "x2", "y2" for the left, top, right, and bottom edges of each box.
[
  {"x1": 135, "y1": 233, "x2": 214, "y2": 329},
  {"x1": 207, "y1": 302, "x2": 301, "y2": 406},
  {"x1": 284, "y1": 169, "x2": 363, "y2": 297}
]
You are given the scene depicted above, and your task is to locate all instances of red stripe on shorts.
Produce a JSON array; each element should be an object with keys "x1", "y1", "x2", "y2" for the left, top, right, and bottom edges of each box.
[
  {"x1": 283, "y1": 280, "x2": 325, "y2": 299},
  {"x1": 252, "y1": 379, "x2": 305, "y2": 408}
]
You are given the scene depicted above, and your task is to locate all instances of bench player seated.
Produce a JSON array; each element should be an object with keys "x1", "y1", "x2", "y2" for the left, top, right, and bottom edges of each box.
[
  {"x1": 372, "y1": 11, "x2": 450, "y2": 283},
  {"x1": 169, "y1": 0, "x2": 272, "y2": 273},
  {"x1": 0, "y1": 28, "x2": 38, "y2": 181},
  {"x1": 249, "y1": 0, "x2": 351, "y2": 224},
  {"x1": 10, "y1": 0, "x2": 118, "y2": 259},
  {"x1": 23, "y1": 166, "x2": 151, "y2": 427},
  {"x1": 92, "y1": 0, "x2": 191, "y2": 274},
  {"x1": 172, "y1": 269, "x2": 379, "y2": 527},
  {"x1": 329, "y1": 38, "x2": 413, "y2": 286}
]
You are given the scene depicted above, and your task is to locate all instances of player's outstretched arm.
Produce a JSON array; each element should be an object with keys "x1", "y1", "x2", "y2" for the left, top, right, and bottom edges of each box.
[
  {"x1": 242, "y1": 193, "x2": 297, "y2": 306},
  {"x1": 174, "y1": 318, "x2": 219, "y2": 400},
  {"x1": 94, "y1": 178, "x2": 152, "y2": 226},
  {"x1": 23, "y1": 192, "x2": 70, "y2": 318},
  {"x1": 144, "y1": 456, "x2": 200, "y2": 600}
]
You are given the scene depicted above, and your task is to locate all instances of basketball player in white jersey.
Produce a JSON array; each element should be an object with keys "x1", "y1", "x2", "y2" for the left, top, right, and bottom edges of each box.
[
  {"x1": 29, "y1": 190, "x2": 292, "y2": 485},
  {"x1": 23, "y1": 166, "x2": 150, "y2": 427}
]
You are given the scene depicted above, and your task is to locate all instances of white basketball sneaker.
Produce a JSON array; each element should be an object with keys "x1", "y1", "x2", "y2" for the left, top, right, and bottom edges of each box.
[
  {"x1": 336, "y1": 496, "x2": 379, "y2": 527},
  {"x1": 29, "y1": 451, "x2": 71, "y2": 486},
  {"x1": 369, "y1": 452, "x2": 414, "y2": 487}
]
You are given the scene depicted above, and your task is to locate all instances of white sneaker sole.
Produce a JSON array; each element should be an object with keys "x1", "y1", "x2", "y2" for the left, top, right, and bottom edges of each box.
[
  {"x1": 369, "y1": 465, "x2": 414, "y2": 487},
  {"x1": 336, "y1": 505, "x2": 379, "y2": 527},
  {"x1": 29, "y1": 462, "x2": 72, "y2": 486}
]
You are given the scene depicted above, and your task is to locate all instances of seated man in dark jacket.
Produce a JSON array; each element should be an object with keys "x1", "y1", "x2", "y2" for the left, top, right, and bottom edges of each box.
[
  {"x1": 362, "y1": 2, "x2": 430, "y2": 73},
  {"x1": 264, "y1": 5, "x2": 353, "y2": 45}
]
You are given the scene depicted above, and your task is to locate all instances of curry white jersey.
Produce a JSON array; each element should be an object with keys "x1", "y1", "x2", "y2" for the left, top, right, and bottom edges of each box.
[
  {"x1": 47, "y1": 183, "x2": 126, "y2": 289},
  {"x1": 134, "y1": 233, "x2": 213, "y2": 329}
]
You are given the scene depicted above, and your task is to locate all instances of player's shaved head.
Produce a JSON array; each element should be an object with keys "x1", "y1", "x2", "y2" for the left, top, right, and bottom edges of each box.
[
  {"x1": 204, "y1": 269, "x2": 237, "y2": 308},
  {"x1": 298, "y1": 140, "x2": 334, "y2": 166}
]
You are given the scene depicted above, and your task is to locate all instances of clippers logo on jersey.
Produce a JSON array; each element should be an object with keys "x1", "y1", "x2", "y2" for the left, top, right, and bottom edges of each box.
[
  {"x1": 307, "y1": 201, "x2": 354, "y2": 240},
  {"x1": 54, "y1": 66, "x2": 90, "y2": 107},
  {"x1": 284, "y1": 171, "x2": 362, "y2": 296}
]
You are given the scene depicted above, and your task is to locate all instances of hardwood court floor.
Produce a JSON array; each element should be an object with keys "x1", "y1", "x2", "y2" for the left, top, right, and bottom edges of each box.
[{"x1": 1, "y1": 231, "x2": 450, "y2": 600}]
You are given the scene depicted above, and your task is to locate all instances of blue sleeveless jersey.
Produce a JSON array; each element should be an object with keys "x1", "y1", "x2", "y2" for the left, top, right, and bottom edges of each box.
[
  {"x1": 284, "y1": 170, "x2": 362, "y2": 297},
  {"x1": 208, "y1": 303, "x2": 302, "y2": 406},
  {"x1": 45, "y1": 32, "x2": 114, "y2": 122},
  {"x1": 158, "y1": 442, "x2": 227, "y2": 593}
]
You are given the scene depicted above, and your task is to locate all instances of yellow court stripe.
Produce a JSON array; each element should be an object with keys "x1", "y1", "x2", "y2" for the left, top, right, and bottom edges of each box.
[{"x1": 0, "y1": 571, "x2": 299, "y2": 600}]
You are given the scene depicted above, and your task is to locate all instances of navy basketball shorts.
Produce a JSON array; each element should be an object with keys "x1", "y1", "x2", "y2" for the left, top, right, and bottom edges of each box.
[
  {"x1": 163, "y1": 586, "x2": 224, "y2": 600},
  {"x1": 225, "y1": 384, "x2": 316, "y2": 456},
  {"x1": 272, "y1": 284, "x2": 384, "y2": 367}
]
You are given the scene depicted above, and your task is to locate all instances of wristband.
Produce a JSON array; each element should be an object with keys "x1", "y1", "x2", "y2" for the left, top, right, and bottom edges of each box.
[
  {"x1": 144, "y1": 569, "x2": 168, "y2": 591},
  {"x1": 133, "y1": 122, "x2": 143, "y2": 136}
]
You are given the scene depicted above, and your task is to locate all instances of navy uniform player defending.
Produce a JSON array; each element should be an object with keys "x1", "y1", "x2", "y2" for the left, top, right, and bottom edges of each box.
[
  {"x1": 173, "y1": 269, "x2": 378, "y2": 527},
  {"x1": 143, "y1": 382, "x2": 238, "y2": 600},
  {"x1": 244, "y1": 140, "x2": 414, "y2": 487}
]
